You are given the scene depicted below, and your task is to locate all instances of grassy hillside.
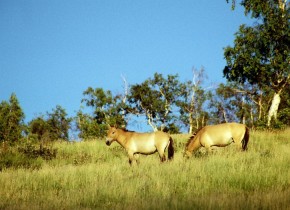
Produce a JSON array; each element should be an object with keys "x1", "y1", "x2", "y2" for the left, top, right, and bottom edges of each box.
[{"x1": 0, "y1": 129, "x2": 289, "y2": 209}]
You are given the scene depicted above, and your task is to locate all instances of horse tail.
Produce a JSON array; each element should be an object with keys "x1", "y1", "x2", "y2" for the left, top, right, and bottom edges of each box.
[
  {"x1": 168, "y1": 136, "x2": 174, "y2": 160},
  {"x1": 242, "y1": 126, "x2": 250, "y2": 151}
]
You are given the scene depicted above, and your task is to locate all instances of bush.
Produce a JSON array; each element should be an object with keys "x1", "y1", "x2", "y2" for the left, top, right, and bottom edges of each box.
[
  {"x1": 18, "y1": 143, "x2": 57, "y2": 160},
  {"x1": 254, "y1": 119, "x2": 287, "y2": 130},
  {"x1": 0, "y1": 142, "x2": 57, "y2": 171},
  {"x1": 0, "y1": 149, "x2": 43, "y2": 171}
]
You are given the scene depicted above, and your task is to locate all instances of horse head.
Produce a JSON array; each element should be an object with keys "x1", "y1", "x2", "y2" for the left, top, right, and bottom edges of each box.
[{"x1": 106, "y1": 126, "x2": 118, "y2": 146}]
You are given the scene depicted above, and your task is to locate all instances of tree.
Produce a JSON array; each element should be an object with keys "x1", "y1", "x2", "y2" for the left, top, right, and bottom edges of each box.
[
  {"x1": 76, "y1": 109, "x2": 105, "y2": 139},
  {"x1": 81, "y1": 87, "x2": 127, "y2": 126},
  {"x1": 224, "y1": 0, "x2": 290, "y2": 127},
  {"x1": 209, "y1": 83, "x2": 259, "y2": 126},
  {"x1": 28, "y1": 105, "x2": 72, "y2": 141},
  {"x1": 276, "y1": 83, "x2": 290, "y2": 126},
  {"x1": 0, "y1": 93, "x2": 25, "y2": 144},
  {"x1": 78, "y1": 87, "x2": 127, "y2": 138},
  {"x1": 128, "y1": 73, "x2": 180, "y2": 131},
  {"x1": 177, "y1": 68, "x2": 210, "y2": 133},
  {"x1": 46, "y1": 105, "x2": 72, "y2": 140},
  {"x1": 29, "y1": 116, "x2": 50, "y2": 141}
]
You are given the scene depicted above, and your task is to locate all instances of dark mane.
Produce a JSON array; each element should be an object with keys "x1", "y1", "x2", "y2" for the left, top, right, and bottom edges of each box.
[
  {"x1": 109, "y1": 125, "x2": 135, "y2": 133},
  {"x1": 119, "y1": 128, "x2": 135, "y2": 133},
  {"x1": 185, "y1": 127, "x2": 203, "y2": 147}
]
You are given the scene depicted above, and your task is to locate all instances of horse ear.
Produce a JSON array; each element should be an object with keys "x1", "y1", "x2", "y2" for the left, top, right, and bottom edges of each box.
[{"x1": 107, "y1": 124, "x2": 111, "y2": 129}]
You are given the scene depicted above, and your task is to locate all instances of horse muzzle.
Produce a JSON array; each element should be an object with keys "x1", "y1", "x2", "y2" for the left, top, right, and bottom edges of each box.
[{"x1": 106, "y1": 140, "x2": 112, "y2": 146}]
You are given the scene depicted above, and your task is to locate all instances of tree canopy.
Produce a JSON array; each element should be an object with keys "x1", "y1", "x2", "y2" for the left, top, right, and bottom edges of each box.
[{"x1": 224, "y1": 0, "x2": 290, "y2": 126}]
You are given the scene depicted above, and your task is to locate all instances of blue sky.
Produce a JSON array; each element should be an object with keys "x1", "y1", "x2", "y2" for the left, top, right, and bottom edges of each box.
[{"x1": 0, "y1": 0, "x2": 252, "y2": 131}]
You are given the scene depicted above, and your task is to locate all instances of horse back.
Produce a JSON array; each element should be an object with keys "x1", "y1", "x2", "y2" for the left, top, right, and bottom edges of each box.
[
  {"x1": 201, "y1": 123, "x2": 247, "y2": 146},
  {"x1": 130, "y1": 131, "x2": 170, "y2": 149}
]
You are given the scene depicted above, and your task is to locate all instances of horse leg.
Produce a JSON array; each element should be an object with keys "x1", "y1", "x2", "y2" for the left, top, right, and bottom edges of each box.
[
  {"x1": 128, "y1": 151, "x2": 135, "y2": 166},
  {"x1": 204, "y1": 143, "x2": 213, "y2": 154},
  {"x1": 157, "y1": 149, "x2": 166, "y2": 162},
  {"x1": 160, "y1": 154, "x2": 166, "y2": 162},
  {"x1": 134, "y1": 154, "x2": 140, "y2": 165},
  {"x1": 157, "y1": 147, "x2": 166, "y2": 162},
  {"x1": 232, "y1": 137, "x2": 243, "y2": 151}
]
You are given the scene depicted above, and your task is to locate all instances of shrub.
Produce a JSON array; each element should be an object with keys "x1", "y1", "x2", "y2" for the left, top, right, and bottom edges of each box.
[
  {"x1": 0, "y1": 149, "x2": 42, "y2": 171},
  {"x1": 0, "y1": 142, "x2": 57, "y2": 170},
  {"x1": 18, "y1": 143, "x2": 57, "y2": 160}
]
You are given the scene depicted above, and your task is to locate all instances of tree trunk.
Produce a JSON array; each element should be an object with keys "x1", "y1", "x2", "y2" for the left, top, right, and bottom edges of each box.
[
  {"x1": 195, "y1": 111, "x2": 199, "y2": 129},
  {"x1": 267, "y1": 92, "x2": 281, "y2": 127},
  {"x1": 201, "y1": 115, "x2": 205, "y2": 127},
  {"x1": 188, "y1": 112, "x2": 193, "y2": 134},
  {"x1": 148, "y1": 119, "x2": 158, "y2": 131},
  {"x1": 146, "y1": 111, "x2": 158, "y2": 131},
  {"x1": 223, "y1": 110, "x2": 228, "y2": 123},
  {"x1": 242, "y1": 96, "x2": 246, "y2": 124},
  {"x1": 250, "y1": 107, "x2": 254, "y2": 128},
  {"x1": 258, "y1": 93, "x2": 263, "y2": 120}
]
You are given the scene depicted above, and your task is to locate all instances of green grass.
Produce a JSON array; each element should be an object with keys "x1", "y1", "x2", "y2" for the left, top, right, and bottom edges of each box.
[{"x1": 0, "y1": 129, "x2": 289, "y2": 209}]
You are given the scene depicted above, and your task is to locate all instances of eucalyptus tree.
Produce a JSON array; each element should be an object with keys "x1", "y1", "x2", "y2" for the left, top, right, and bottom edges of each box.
[
  {"x1": 128, "y1": 73, "x2": 181, "y2": 131},
  {"x1": 224, "y1": 0, "x2": 290, "y2": 126},
  {"x1": 209, "y1": 83, "x2": 261, "y2": 126},
  {"x1": 177, "y1": 68, "x2": 210, "y2": 133},
  {"x1": 208, "y1": 84, "x2": 237, "y2": 124}
]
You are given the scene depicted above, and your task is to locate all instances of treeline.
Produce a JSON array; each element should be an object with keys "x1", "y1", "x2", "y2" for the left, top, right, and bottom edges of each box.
[{"x1": 1, "y1": 68, "x2": 289, "y2": 144}]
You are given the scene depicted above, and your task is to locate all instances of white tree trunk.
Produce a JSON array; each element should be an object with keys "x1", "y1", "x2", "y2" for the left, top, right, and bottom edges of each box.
[
  {"x1": 267, "y1": 92, "x2": 281, "y2": 127},
  {"x1": 146, "y1": 111, "x2": 158, "y2": 131},
  {"x1": 223, "y1": 109, "x2": 228, "y2": 123},
  {"x1": 189, "y1": 113, "x2": 193, "y2": 134},
  {"x1": 148, "y1": 121, "x2": 158, "y2": 131}
]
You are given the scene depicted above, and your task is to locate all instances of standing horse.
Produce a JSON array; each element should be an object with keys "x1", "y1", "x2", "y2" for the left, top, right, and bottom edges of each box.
[
  {"x1": 184, "y1": 123, "x2": 250, "y2": 158},
  {"x1": 106, "y1": 126, "x2": 174, "y2": 165}
]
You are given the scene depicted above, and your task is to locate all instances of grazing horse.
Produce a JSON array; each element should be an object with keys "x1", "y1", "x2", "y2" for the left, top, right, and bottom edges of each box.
[
  {"x1": 184, "y1": 123, "x2": 250, "y2": 158},
  {"x1": 106, "y1": 126, "x2": 174, "y2": 165}
]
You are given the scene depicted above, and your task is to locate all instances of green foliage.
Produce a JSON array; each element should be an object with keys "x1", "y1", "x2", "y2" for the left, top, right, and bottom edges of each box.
[
  {"x1": 76, "y1": 110, "x2": 108, "y2": 139},
  {"x1": 29, "y1": 117, "x2": 50, "y2": 140},
  {"x1": 224, "y1": 0, "x2": 289, "y2": 127},
  {"x1": 0, "y1": 141, "x2": 57, "y2": 171},
  {"x1": 277, "y1": 85, "x2": 290, "y2": 125},
  {"x1": 0, "y1": 150, "x2": 43, "y2": 171},
  {"x1": 0, "y1": 93, "x2": 25, "y2": 144},
  {"x1": 46, "y1": 105, "x2": 72, "y2": 140},
  {"x1": 177, "y1": 68, "x2": 210, "y2": 131},
  {"x1": 28, "y1": 105, "x2": 72, "y2": 142},
  {"x1": 79, "y1": 71, "x2": 288, "y2": 133},
  {"x1": 161, "y1": 123, "x2": 181, "y2": 134},
  {"x1": 18, "y1": 143, "x2": 57, "y2": 160},
  {"x1": 78, "y1": 87, "x2": 127, "y2": 138},
  {"x1": 129, "y1": 73, "x2": 181, "y2": 130},
  {"x1": 82, "y1": 87, "x2": 126, "y2": 126},
  {"x1": 224, "y1": 0, "x2": 289, "y2": 91}
]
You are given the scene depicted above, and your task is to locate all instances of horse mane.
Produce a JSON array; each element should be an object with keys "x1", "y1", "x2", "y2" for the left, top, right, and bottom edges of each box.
[
  {"x1": 119, "y1": 128, "x2": 135, "y2": 133},
  {"x1": 109, "y1": 125, "x2": 135, "y2": 133},
  {"x1": 185, "y1": 127, "x2": 203, "y2": 147}
]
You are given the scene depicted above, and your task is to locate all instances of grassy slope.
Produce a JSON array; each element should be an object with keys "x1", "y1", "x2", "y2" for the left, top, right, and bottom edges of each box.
[{"x1": 0, "y1": 129, "x2": 289, "y2": 210}]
